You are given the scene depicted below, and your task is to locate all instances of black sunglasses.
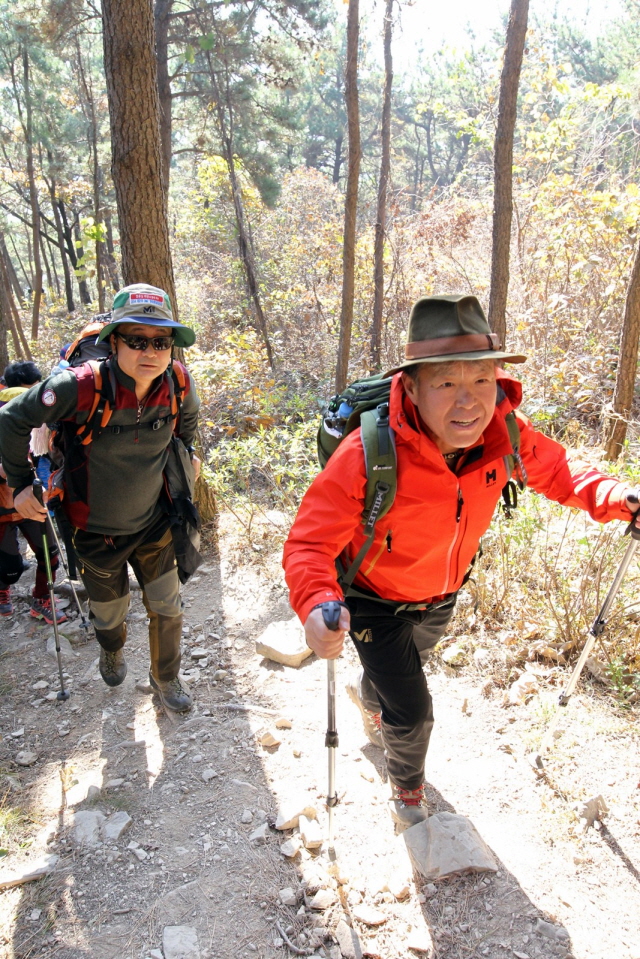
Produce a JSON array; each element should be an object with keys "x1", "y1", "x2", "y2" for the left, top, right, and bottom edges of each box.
[{"x1": 116, "y1": 332, "x2": 174, "y2": 351}]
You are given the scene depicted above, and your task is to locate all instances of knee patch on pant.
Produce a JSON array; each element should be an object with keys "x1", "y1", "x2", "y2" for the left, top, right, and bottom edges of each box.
[
  {"x1": 0, "y1": 551, "x2": 25, "y2": 586},
  {"x1": 144, "y1": 568, "x2": 181, "y2": 617},
  {"x1": 89, "y1": 594, "x2": 130, "y2": 632}
]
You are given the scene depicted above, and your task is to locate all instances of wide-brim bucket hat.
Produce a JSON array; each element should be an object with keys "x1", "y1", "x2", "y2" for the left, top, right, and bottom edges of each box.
[
  {"x1": 385, "y1": 294, "x2": 526, "y2": 375},
  {"x1": 97, "y1": 283, "x2": 196, "y2": 349}
]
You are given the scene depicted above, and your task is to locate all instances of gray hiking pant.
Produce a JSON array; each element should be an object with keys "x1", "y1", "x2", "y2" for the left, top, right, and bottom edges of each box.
[{"x1": 346, "y1": 591, "x2": 457, "y2": 790}]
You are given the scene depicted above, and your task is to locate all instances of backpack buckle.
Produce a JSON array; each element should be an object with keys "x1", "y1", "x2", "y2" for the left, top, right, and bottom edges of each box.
[
  {"x1": 152, "y1": 419, "x2": 163, "y2": 430},
  {"x1": 111, "y1": 425, "x2": 121, "y2": 435}
]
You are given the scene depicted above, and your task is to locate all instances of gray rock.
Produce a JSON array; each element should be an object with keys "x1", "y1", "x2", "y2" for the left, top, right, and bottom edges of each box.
[
  {"x1": 15, "y1": 750, "x2": 38, "y2": 767},
  {"x1": 201, "y1": 768, "x2": 217, "y2": 783},
  {"x1": 149, "y1": 950, "x2": 163, "y2": 959},
  {"x1": 576, "y1": 794, "x2": 608, "y2": 829},
  {"x1": 163, "y1": 924, "x2": 200, "y2": 959},
  {"x1": 403, "y1": 812, "x2": 497, "y2": 880},
  {"x1": 535, "y1": 918, "x2": 570, "y2": 941},
  {"x1": 0, "y1": 853, "x2": 59, "y2": 891},
  {"x1": 104, "y1": 778, "x2": 125, "y2": 790},
  {"x1": 280, "y1": 837, "x2": 301, "y2": 858},
  {"x1": 46, "y1": 634, "x2": 75, "y2": 659},
  {"x1": 275, "y1": 803, "x2": 318, "y2": 831},
  {"x1": 86, "y1": 784, "x2": 101, "y2": 801},
  {"x1": 255, "y1": 618, "x2": 313, "y2": 668},
  {"x1": 249, "y1": 822, "x2": 269, "y2": 844},
  {"x1": 241, "y1": 809, "x2": 253, "y2": 824},
  {"x1": 309, "y1": 889, "x2": 337, "y2": 910},
  {"x1": 279, "y1": 886, "x2": 297, "y2": 906},
  {"x1": 334, "y1": 918, "x2": 362, "y2": 959},
  {"x1": 102, "y1": 811, "x2": 132, "y2": 842},
  {"x1": 73, "y1": 810, "x2": 106, "y2": 846}
]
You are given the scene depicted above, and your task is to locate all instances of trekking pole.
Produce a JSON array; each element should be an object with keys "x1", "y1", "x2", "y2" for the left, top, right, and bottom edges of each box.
[
  {"x1": 321, "y1": 601, "x2": 344, "y2": 850},
  {"x1": 533, "y1": 521, "x2": 640, "y2": 769},
  {"x1": 33, "y1": 481, "x2": 70, "y2": 702},
  {"x1": 44, "y1": 509, "x2": 89, "y2": 632}
]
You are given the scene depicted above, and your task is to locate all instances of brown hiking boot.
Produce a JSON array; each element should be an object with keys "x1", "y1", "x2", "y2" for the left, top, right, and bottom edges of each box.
[
  {"x1": 390, "y1": 782, "x2": 429, "y2": 829},
  {"x1": 99, "y1": 647, "x2": 127, "y2": 687},
  {"x1": 149, "y1": 672, "x2": 192, "y2": 713}
]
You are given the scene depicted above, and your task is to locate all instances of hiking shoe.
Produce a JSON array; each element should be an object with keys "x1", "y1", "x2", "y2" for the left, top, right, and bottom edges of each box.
[
  {"x1": 149, "y1": 672, "x2": 192, "y2": 713},
  {"x1": 390, "y1": 782, "x2": 429, "y2": 828},
  {"x1": 345, "y1": 679, "x2": 383, "y2": 748},
  {"x1": 0, "y1": 588, "x2": 13, "y2": 616},
  {"x1": 99, "y1": 647, "x2": 127, "y2": 687},
  {"x1": 30, "y1": 595, "x2": 68, "y2": 625}
]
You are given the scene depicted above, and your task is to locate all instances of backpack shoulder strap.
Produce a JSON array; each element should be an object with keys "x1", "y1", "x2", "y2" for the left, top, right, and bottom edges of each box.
[
  {"x1": 501, "y1": 409, "x2": 527, "y2": 515},
  {"x1": 339, "y1": 402, "x2": 397, "y2": 589},
  {"x1": 74, "y1": 360, "x2": 113, "y2": 446},
  {"x1": 169, "y1": 362, "x2": 187, "y2": 434}
]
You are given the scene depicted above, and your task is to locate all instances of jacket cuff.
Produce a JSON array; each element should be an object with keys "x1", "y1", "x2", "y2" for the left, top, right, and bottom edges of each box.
[
  {"x1": 299, "y1": 588, "x2": 344, "y2": 625},
  {"x1": 608, "y1": 483, "x2": 636, "y2": 517}
]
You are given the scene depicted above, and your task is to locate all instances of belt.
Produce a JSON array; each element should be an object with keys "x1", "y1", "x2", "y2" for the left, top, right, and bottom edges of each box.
[{"x1": 344, "y1": 583, "x2": 457, "y2": 615}]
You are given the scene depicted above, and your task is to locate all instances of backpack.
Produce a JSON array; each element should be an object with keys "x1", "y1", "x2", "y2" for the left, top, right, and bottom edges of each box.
[
  {"x1": 64, "y1": 314, "x2": 112, "y2": 367},
  {"x1": 317, "y1": 373, "x2": 527, "y2": 588}
]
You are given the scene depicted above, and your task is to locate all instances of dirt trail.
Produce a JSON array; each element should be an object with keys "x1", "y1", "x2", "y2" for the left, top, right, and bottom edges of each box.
[{"x1": 1, "y1": 513, "x2": 639, "y2": 959}]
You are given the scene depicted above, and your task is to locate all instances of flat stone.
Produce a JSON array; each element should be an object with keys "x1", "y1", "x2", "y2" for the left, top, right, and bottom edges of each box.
[
  {"x1": 241, "y1": 809, "x2": 253, "y2": 824},
  {"x1": 255, "y1": 617, "x2": 313, "y2": 668},
  {"x1": 163, "y1": 924, "x2": 200, "y2": 959},
  {"x1": 309, "y1": 889, "x2": 337, "y2": 910},
  {"x1": 73, "y1": 810, "x2": 106, "y2": 846},
  {"x1": 201, "y1": 768, "x2": 217, "y2": 783},
  {"x1": 403, "y1": 812, "x2": 497, "y2": 880},
  {"x1": 299, "y1": 814, "x2": 323, "y2": 850},
  {"x1": 190, "y1": 648, "x2": 209, "y2": 660},
  {"x1": 334, "y1": 918, "x2": 362, "y2": 959},
  {"x1": 259, "y1": 730, "x2": 281, "y2": 748},
  {"x1": 0, "y1": 854, "x2": 59, "y2": 891},
  {"x1": 535, "y1": 918, "x2": 570, "y2": 941},
  {"x1": 275, "y1": 803, "x2": 318, "y2": 831},
  {"x1": 352, "y1": 905, "x2": 387, "y2": 926},
  {"x1": 275, "y1": 717, "x2": 292, "y2": 729},
  {"x1": 15, "y1": 751, "x2": 38, "y2": 767},
  {"x1": 31, "y1": 681, "x2": 49, "y2": 690},
  {"x1": 279, "y1": 886, "x2": 297, "y2": 906},
  {"x1": 102, "y1": 811, "x2": 132, "y2": 843},
  {"x1": 46, "y1": 634, "x2": 75, "y2": 659},
  {"x1": 280, "y1": 837, "x2": 302, "y2": 858},
  {"x1": 104, "y1": 778, "x2": 125, "y2": 790},
  {"x1": 249, "y1": 822, "x2": 269, "y2": 844}
]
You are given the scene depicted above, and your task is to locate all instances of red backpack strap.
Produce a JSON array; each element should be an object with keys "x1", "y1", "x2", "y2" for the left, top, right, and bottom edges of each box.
[
  {"x1": 74, "y1": 360, "x2": 113, "y2": 446},
  {"x1": 170, "y1": 361, "x2": 188, "y2": 434}
]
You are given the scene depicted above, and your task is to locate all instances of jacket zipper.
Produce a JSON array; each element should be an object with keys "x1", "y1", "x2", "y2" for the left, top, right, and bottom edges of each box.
[
  {"x1": 442, "y1": 487, "x2": 464, "y2": 594},
  {"x1": 135, "y1": 399, "x2": 145, "y2": 444}
]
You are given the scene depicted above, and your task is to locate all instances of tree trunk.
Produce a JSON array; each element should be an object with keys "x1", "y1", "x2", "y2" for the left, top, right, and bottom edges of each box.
[
  {"x1": 75, "y1": 39, "x2": 106, "y2": 312},
  {"x1": 8, "y1": 235, "x2": 30, "y2": 301},
  {"x1": 370, "y1": 0, "x2": 394, "y2": 372},
  {"x1": 487, "y1": 0, "x2": 529, "y2": 349},
  {"x1": 46, "y1": 165, "x2": 75, "y2": 312},
  {"x1": 101, "y1": 0, "x2": 176, "y2": 305},
  {"x1": 154, "y1": 0, "x2": 173, "y2": 196},
  {"x1": 0, "y1": 248, "x2": 32, "y2": 359},
  {"x1": 0, "y1": 286, "x2": 8, "y2": 370},
  {"x1": 603, "y1": 239, "x2": 640, "y2": 460},
  {"x1": 73, "y1": 214, "x2": 93, "y2": 305},
  {"x1": 0, "y1": 235, "x2": 25, "y2": 305},
  {"x1": 335, "y1": 0, "x2": 361, "y2": 393},
  {"x1": 22, "y1": 48, "x2": 43, "y2": 339},
  {"x1": 47, "y1": 236, "x2": 61, "y2": 297},
  {"x1": 104, "y1": 208, "x2": 121, "y2": 292},
  {"x1": 40, "y1": 230, "x2": 54, "y2": 293}
]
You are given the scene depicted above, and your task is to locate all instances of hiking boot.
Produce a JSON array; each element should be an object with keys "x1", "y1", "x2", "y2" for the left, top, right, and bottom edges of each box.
[
  {"x1": 30, "y1": 595, "x2": 68, "y2": 625},
  {"x1": 99, "y1": 647, "x2": 127, "y2": 687},
  {"x1": 149, "y1": 672, "x2": 192, "y2": 713},
  {"x1": 0, "y1": 588, "x2": 13, "y2": 616},
  {"x1": 390, "y1": 782, "x2": 429, "y2": 829},
  {"x1": 346, "y1": 678, "x2": 383, "y2": 748}
]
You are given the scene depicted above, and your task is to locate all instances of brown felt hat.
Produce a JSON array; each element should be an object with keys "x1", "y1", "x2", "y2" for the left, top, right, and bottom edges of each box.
[{"x1": 385, "y1": 294, "x2": 527, "y2": 375}]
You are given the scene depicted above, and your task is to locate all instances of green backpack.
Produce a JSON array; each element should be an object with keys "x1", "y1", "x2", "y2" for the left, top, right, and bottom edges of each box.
[{"x1": 317, "y1": 373, "x2": 526, "y2": 588}]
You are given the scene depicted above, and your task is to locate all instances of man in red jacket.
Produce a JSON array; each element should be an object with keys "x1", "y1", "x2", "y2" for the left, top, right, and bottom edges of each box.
[{"x1": 283, "y1": 295, "x2": 639, "y2": 828}]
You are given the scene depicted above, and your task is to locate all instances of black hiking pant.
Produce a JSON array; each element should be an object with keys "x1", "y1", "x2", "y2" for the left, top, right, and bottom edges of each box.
[
  {"x1": 73, "y1": 511, "x2": 182, "y2": 682},
  {"x1": 346, "y1": 591, "x2": 457, "y2": 790},
  {"x1": 0, "y1": 517, "x2": 59, "y2": 596}
]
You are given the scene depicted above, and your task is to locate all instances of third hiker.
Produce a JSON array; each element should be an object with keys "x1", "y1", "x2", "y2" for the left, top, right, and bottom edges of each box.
[{"x1": 283, "y1": 294, "x2": 640, "y2": 827}]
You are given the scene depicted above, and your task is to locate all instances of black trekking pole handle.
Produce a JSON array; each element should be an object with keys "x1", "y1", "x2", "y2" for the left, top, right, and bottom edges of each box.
[{"x1": 321, "y1": 601, "x2": 346, "y2": 632}]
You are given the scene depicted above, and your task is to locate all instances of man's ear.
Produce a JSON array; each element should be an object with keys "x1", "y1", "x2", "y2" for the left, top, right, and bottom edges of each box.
[
  {"x1": 109, "y1": 333, "x2": 117, "y2": 355},
  {"x1": 402, "y1": 371, "x2": 418, "y2": 405}
]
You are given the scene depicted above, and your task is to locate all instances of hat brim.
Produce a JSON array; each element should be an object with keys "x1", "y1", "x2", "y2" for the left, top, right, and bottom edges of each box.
[
  {"x1": 384, "y1": 349, "x2": 527, "y2": 376},
  {"x1": 98, "y1": 316, "x2": 196, "y2": 349}
]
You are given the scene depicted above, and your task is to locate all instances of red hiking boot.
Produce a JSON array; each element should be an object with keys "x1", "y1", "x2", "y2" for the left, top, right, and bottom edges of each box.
[
  {"x1": 0, "y1": 588, "x2": 13, "y2": 616},
  {"x1": 30, "y1": 595, "x2": 68, "y2": 625}
]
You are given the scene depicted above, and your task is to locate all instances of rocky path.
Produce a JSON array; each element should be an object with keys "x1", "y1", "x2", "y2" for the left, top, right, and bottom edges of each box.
[{"x1": 1, "y1": 515, "x2": 639, "y2": 959}]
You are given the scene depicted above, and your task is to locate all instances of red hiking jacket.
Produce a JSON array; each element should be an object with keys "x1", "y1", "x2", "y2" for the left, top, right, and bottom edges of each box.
[{"x1": 283, "y1": 371, "x2": 633, "y2": 624}]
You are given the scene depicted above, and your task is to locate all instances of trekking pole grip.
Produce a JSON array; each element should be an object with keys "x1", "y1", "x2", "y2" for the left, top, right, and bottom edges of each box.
[{"x1": 321, "y1": 601, "x2": 346, "y2": 632}]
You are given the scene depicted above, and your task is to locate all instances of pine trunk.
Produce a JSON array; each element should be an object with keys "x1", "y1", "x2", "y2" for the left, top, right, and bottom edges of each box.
[
  {"x1": 101, "y1": 0, "x2": 176, "y2": 303},
  {"x1": 335, "y1": 0, "x2": 361, "y2": 393},
  {"x1": 370, "y1": 0, "x2": 394, "y2": 372},
  {"x1": 22, "y1": 48, "x2": 43, "y2": 339},
  {"x1": 155, "y1": 0, "x2": 173, "y2": 196},
  {"x1": 603, "y1": 239, "x2": 640, "y2": 460},
  {"x1": 487, "y1": 0, "x2": 529, "y2": 349}
]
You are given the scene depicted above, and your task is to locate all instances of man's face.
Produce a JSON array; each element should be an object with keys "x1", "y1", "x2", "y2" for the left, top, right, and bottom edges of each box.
[
  {"x1": 111, "y1": 323, "x2": 173, "y2": 384},
  {"x1": 401, "y1": 359, "x2": 497, "y2": 454}
]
